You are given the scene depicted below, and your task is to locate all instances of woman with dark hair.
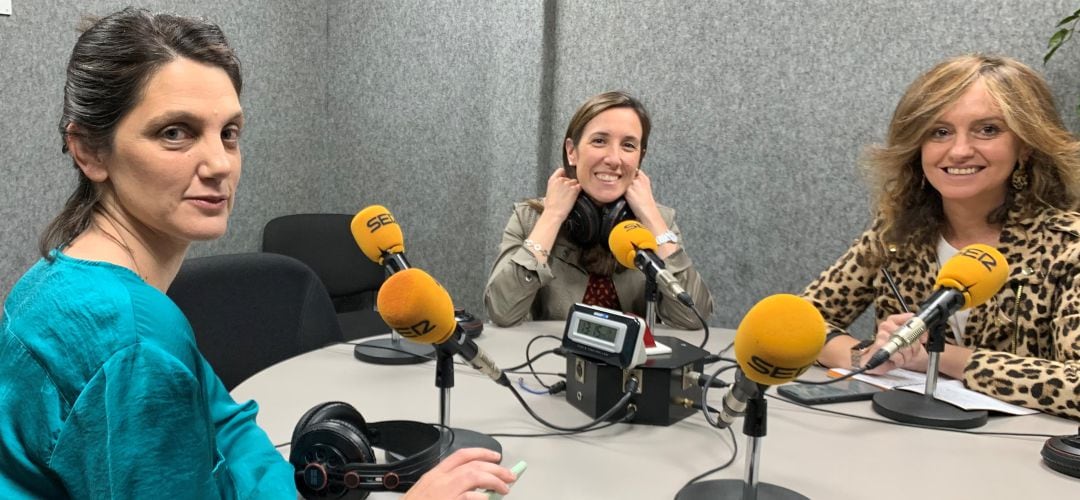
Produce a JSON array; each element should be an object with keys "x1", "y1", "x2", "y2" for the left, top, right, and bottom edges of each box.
[
  {"x1": 0, "y1": 8, "x2": 515, "y2": 498},
  {"x1": 484, "y1": 91, "x2": 713, "y2": 329},
  {"x1": 803, "y1": 54, "x2": 1080, "y2": 421}
]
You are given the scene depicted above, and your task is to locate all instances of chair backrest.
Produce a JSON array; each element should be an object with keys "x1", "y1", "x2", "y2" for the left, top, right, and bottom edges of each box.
[
  {"x1": 167, "y1": 252, "x2": 344, "y2": 390},
  {"x1": 261, "y1": 213, "x2": 385, "y2": 299}
]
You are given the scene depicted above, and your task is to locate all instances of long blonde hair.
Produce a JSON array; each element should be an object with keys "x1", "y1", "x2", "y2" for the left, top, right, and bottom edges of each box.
[{"x1": 863, "y1": 54, "x2": 1080, "y2": 252}]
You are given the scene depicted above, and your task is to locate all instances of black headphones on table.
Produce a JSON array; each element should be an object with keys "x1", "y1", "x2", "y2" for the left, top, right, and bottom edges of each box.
[
  {"x1": 562, "y1": 194, "x2": 635, "y2": 248},
  {"x1": 289, "y1": 401, "x2": 450, "y2": 499}
]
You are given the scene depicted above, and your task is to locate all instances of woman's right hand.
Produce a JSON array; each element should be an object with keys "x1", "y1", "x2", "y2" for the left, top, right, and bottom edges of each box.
[
  {"x1": 542, "y1": 167, "x2": 580, "y2": 222},
  {"x1": 863, "y1": 312, "x2": 930, "y2": 375},
  {"x1": 401, "y1": 448, "x2": 517, "y2": 500}
]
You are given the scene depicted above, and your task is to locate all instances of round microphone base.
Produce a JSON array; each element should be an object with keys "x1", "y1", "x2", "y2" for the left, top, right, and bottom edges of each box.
[
  {"x1": 353, "y1": 337, "x2": 435, "y2": 365},
  {"x1": 444, "y1": 427, "x2": 502, "y2": 460},
  {"x1": 675, "y1": 480, "x2": 808, "y2": 500},
  {"x1": 871, "y1": 389, "x2": 987, "y2": 429},
  {"x1": 384, "y1": 427, "x2": 501, "y2": 464},
  {"x1": 389, "y1": 428, "x2": 500, "y2": 464}
]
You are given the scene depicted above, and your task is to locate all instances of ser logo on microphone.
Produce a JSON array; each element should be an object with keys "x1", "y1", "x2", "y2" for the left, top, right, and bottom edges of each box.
[
  {"x1": 959, "y1": 247, "x2": 998, "y2": 273},
  {"x1": 397, "y1": 320, "x2": 436, "y2": 338},
  {"x1": 365, "y1": 213, "x2": 397, "y2": 233},
  {"x1": 746, "y1": 355, "x2": 811, "y2": 381}
]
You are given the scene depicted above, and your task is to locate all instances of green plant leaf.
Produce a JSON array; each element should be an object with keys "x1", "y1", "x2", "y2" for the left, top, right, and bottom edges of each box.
[
  {"x1": 1044, "y1": 43, "x2": 1062, "y2": 64},
  {"x1": 1049, "y1": 27, "x2": 1070, "y2": 48},
  {"x1": 1057, "y1": 12, "x2": 1080, "y2": 27}
]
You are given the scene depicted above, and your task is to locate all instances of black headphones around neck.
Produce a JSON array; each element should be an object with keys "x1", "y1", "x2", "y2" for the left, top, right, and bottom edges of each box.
[
  {"x1": 289, "y1": 401, "x2": 449, "y2": 499},
  {"x1": 562, "y1": 194, "x2": 635, "y2": 248}
]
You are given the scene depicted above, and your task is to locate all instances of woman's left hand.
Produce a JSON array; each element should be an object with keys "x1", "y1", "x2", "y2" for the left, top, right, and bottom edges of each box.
[{"x1": 624, "y1": 169, "x2": 666, "y2": 235}]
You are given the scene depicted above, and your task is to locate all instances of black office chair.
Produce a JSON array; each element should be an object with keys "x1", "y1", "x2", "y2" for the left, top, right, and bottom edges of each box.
[
  {"x1": 262, "y1": 213, "x2": 391, "y2": 341},
  {"x1": 167, "y1": 252, "x2": 345, "y2": 390}
]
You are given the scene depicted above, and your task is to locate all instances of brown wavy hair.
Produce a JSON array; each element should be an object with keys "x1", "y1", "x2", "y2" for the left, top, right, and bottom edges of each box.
[{"x1": 863, "y1": 54, "x2": 1080, "y2": 254}]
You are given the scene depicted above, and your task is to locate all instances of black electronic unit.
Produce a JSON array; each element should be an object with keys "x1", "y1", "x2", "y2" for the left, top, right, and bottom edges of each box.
[
  {"x1": 561, "y1": 303, "x2": 646, "y2": 369},
  {"x1": 564, "y1": 335, "x2": 709, "y2": 426}
]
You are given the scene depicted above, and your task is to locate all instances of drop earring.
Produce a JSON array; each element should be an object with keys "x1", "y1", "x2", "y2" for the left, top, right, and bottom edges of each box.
[{"x1": 1011, "y1": 163, "x2": 1029, "y2": 191}]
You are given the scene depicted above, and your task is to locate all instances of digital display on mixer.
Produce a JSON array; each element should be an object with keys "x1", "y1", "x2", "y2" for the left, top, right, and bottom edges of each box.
[{"x1": 576, "y1": 319, "x2": 619, "y2": 344}]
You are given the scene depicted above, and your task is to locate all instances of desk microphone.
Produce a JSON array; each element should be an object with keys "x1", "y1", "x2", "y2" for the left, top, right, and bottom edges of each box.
[
  {"x1": 351, "y1": 205, "x2": 410, "y2": 273},
  {"x1": 608, "y1": 221, "x2": 693, "y2": 307},
  {"x1": 863, "y1": 244, "x2": 1008, "y2": 371},
  {"x1": 377, "y1": 268, "x2": 510, "y2": 386},
  {"x1": 717, "y1": 294, "x2": 825, "y2": 427}
]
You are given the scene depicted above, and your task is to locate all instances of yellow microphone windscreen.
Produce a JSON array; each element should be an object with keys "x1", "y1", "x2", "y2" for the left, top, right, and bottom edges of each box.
[
  {"x1": 608, "y1": 220, "x2": 657, "y2": 269},
  {"x1": 351, "y1": 205, "x2": 405, "y2": 265},
  {"x1": 734, "y1": 294, "x2": 826, "y2": 386},
  {"x1": 375, "y1": 268, "x2": 456, "y2": 344},
  {"x1": 935, "y1": 244, "x2": 1009, "y2": 310}
]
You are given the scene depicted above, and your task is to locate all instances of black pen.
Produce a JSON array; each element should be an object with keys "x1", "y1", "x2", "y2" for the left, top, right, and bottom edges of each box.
[{"x1": 880, "y1": 267, "x2": 911, "y2": 313}]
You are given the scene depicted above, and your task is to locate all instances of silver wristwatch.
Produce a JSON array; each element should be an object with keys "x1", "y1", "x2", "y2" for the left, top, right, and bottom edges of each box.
[{"x1": 655, "y1": 230, "x2": 678, "y2": 245}]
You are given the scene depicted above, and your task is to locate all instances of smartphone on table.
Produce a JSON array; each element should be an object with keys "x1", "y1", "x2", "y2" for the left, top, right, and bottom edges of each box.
[{"x1": 777, "y1": 378, "x2": 881, "y2": 405}]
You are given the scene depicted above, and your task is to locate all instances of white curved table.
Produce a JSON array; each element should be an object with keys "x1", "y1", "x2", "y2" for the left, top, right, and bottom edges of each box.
[{"x1": 232, "y1": 321, "x2": 1080, "y2": 499}]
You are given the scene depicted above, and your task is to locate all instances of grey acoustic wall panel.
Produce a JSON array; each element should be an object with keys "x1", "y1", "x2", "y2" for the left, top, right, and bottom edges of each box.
[{"x1": 324, "y1": 0, "x2": 548, "y2": 314}]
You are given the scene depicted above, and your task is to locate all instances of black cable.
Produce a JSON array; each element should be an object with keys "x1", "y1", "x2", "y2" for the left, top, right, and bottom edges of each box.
[
  {"x1": 503, "y1": 376, "x2": 639, "y2": 432},
  {"x1": 687, "y1": 304, "x2": 711, "y2": 349},
  {"x1": 487, "y1": 412, "x2": 631, "y2": 438},
  {"x1": 701, "y1": 363, "x2": 739, "y2": 428},
  {"x1": 679, "y1": 421, "x2": 738, "y2": 488},
  {"x1": 687, "y1": 371, "x2": 729, "y2": 389},
  {"x1": 527, "y1": 349, "x2": 557, "y2": 389},
  {"x1": 546, "y1": 380, "x2": 567, "y2": 395},
  {"x1": 503, "y1": 335, "x2": 562, "y2": 371},
  {"x1": 767, "y1": 393, "x2": 1058, "y2": 438},
  {"x1": 504, "y1": 370, "x2": 565, "y2": 378},
  {"x1": 346, "y1": 339, "x2": 566, "y2": 381}
]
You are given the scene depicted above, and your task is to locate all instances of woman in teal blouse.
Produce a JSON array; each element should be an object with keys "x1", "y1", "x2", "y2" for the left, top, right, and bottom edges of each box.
[{"x1": 0, "y1": 8, "x2": 514, "y2": 499}]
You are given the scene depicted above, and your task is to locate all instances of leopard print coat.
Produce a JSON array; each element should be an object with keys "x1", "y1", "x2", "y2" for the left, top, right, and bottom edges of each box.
[{"x1": 801, "y1": 203, "x2": 1080, "y2": 421}]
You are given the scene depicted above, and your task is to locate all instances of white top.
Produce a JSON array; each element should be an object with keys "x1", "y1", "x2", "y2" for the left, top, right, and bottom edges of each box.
[{"x1": 936, "y1": 236, "x2": 970, "y2": 344}]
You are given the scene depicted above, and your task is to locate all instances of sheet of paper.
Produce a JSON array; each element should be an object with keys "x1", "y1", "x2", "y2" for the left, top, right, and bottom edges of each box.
[
  {"x1": 828, "y1": 368, "x2": 1038, "y2": 415},
  {"x1": 896, "y1": 380, "x2": 1038, "y2": 415}
]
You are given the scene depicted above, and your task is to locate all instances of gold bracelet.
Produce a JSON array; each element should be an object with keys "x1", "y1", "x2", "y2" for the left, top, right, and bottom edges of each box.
[{"x1": 523, "y1": 239, "x2": 549, "y2": 258}]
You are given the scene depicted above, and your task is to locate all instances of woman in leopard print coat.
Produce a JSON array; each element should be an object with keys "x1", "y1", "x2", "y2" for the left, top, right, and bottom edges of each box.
[{"x1": 802, "y1": 54, "x2": 1080, "y2": 421}]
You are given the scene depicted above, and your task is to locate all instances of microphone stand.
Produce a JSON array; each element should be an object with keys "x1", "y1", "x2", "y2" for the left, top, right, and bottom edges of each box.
[
  {"x1": 675, "y1": 387, "x2": 807, "y2": 500},
  {"x1": 871, "y1": 322, "x2": 987, "y2": 428},
  {"x1": 644, "y1": 277, "x2": 659, "y2": 331},
  {"x1": 432, "y1": 347, "x2": 502, "y2": 457},
  {"x1": 353, "y1": 256, "x2": 436, "y2": 365}
]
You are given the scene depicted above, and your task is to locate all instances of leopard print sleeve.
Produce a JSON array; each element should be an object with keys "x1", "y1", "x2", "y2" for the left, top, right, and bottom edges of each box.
[
  {"x1": 800, "y1": 226, "x2": 881, "y2": 342},
  {"x1": 963, "y1": 240, "x2": 1080, "y2": 421}
]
